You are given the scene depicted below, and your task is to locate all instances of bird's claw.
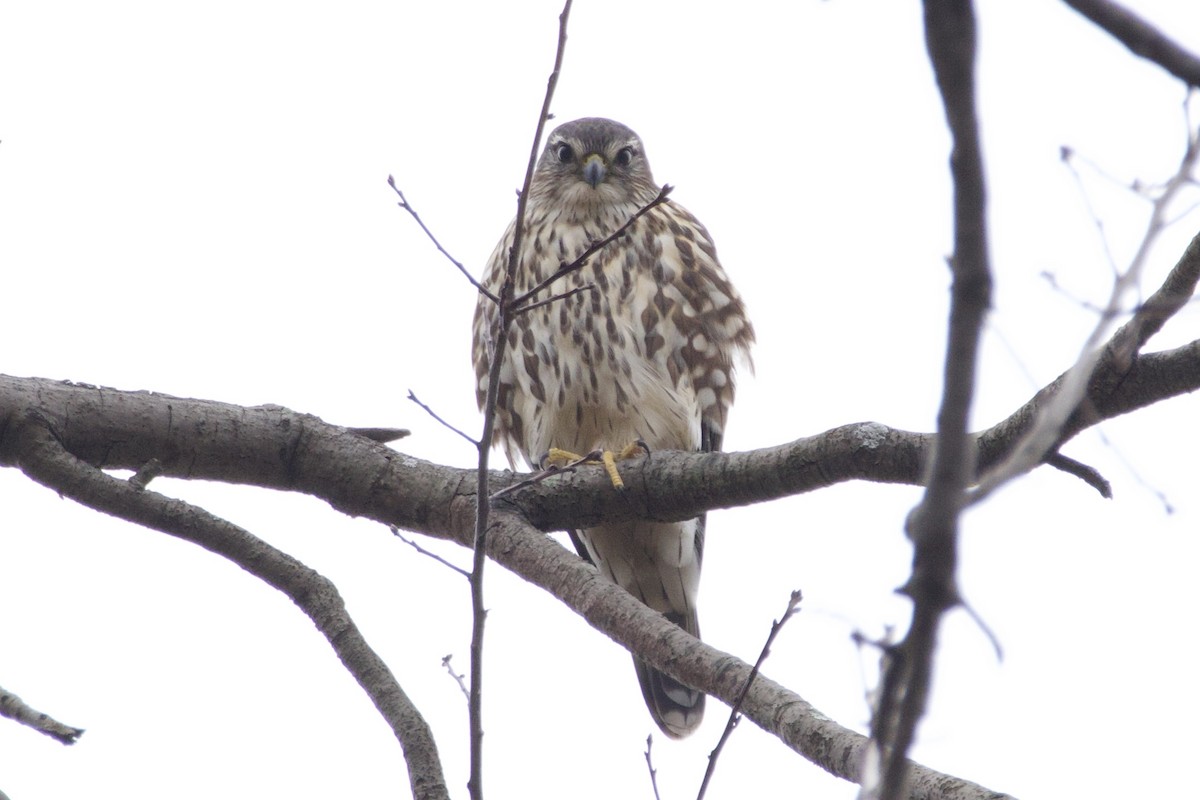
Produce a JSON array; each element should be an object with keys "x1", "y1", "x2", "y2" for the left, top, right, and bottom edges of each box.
[{"x1": 538, "y1": 443, "x2": 648, "y2": 491}]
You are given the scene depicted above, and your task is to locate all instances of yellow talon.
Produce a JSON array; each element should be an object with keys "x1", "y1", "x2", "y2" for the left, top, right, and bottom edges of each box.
[
  {"x1": 601, "y1": 450, "x2": 625, "y2": 490},
  {"x1": 540, "y1": 441, "x2": 649, "y2": 491},
  {"x1": 544, "y1": 447, "x2": 585, "y2": 469}
]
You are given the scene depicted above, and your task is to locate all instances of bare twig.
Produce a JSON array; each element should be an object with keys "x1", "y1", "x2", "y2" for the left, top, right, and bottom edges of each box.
[
  {"x1": 511, "y1": 283, "x2": 596, "y2": 316},
  {"x1": 853, "y1": 627, "x2": 896, "y2": 718},
  {"x1": 408, "y1": 390, "x2": 479, "y2": 447},
  {"x1": 1095, "y1": 427, "x2": 1175, "y2": 513},
  {"x1": 392, "y1": 526, "x2": 471, "y2": 578},
  {"x1": 1046, "y1": 452, "x2": 1113, "y2": 498},
  {"x1": 1039, "y1": 268, "x2": 1115, "y2": 315},
  {"x1": 697, "y1": 590, "x2": 802, "y2": 800},
  {"x1": 644, "y1": 735, "x2": 663, "y2": 800},
  {"x1": 0, "y1": 686, "x2": 84, "y2": 745},
  {"x1": 1061, "y1": 0, "x2": 1200, "y2": 88},
  {"x1": 489, "y1": 463, "x2": 574, "y2": 500},
  {"x1": 1062, "y1": 142, "x2": 1183, "y2": 203},
  {"x1": 509, "y1": 183, "x2": 673, "y2": 310},
  {"x1": 1060, "y1": 147, "x2": 1124, "y2": 277},
  {"x1": 442, "y1": 655, "x2": 471, "y2": 701},
  {"x1": 960, "y1": 600, "x2": 1004, "y2": 662},
  {"x1": 388, "y1": 176, "x2": 499, "y2": 304},
  {"x1": 467, "y1": 3, "x2": 575, "y2": 798}
]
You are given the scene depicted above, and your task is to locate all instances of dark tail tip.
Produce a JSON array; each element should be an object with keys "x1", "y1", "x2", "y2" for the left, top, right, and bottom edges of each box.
[{"x1": 634, "y1": 657, "x2": 705, "y2": 738}]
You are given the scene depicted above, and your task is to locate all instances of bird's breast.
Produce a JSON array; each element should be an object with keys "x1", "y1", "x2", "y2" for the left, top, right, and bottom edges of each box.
[{"x1": 506, "y1": 218, "x2": 701, "y2": 461}]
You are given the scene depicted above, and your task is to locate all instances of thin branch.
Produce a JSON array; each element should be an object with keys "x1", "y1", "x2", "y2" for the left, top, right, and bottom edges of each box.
[
  {"x1": 959, "y1": 600, "x2": 1004, "y2": 662},
  {"x1": 407, "y1": 390, "x2": 479, "y2": 447},
  {"x1": 1167, "y1": 199, "x2": 1200, "y2": 228},
  {"x1": 9, "y1": 411, "x2": 451, "y2": 800},
  {"x1": 1094, "y1": 427, "x2": 1175, "y2": 513},
  {"x1": 509, "y1": 183, "x2": 673, "y2": 310},
  {"x1": 467, "y1": 4, "x2": 574, "y2": 798},
  {"x1": 489, "y1": 462, "x2": 575, "y2": 500},
  {"x1": 511, "y1": 283, "x2": 596, "y2": 316},
  {"x1": 1060, "y1": 146, "x2": 1123, "y2": 277},
  {"x1": 392, "y1": 526, "x2": 471, "y2": 578},
  {"x1": 1062, "y1": 143, "x2": 1175, "y2": 204},
  {"x1": 388, "y1": 175, "x2": 499, "y2": 304},
  {"x1": 696, "y1": 590, "x2": 802, "y2": 800},
  {"x1": 644, "y1": 735, "x2": 663, "y2": 800},
  {"x1": 1038, "y1": 269, "x2": 1116, "y2": 315},
  {"x1": 865, "y1": 3, "x2": 991, "y2": 798},
  {"x1": 1061, "y1": 0, "x2": 1200, "y2": 88},
  {"x1": 853, "y1": 627, "x2": 897, "y2": 722},
  {"x1": 1046, "y1": 452, "x2": 1113, "y2": 498},
  {"x1": 441, "y1": 655, "x2": 471, "y2": 701},
  {"x1": 0, "y1": 686, "x2": 84, "y2": 745}
]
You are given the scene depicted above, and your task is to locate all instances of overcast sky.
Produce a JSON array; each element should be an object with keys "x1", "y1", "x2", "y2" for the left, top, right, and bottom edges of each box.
[{"x1": 2, "y1": 2, "x2": 1199, "y2": 799}]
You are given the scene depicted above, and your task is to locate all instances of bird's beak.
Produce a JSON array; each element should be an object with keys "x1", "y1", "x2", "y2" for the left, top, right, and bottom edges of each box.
[{"x1": 582, "y1": 154, "x2": 607, "y2": 188}]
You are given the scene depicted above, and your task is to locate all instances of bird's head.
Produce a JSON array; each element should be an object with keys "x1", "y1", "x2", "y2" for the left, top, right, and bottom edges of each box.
[{"x1": 531, "y1": 117, "x2": 659, "y2": 212}]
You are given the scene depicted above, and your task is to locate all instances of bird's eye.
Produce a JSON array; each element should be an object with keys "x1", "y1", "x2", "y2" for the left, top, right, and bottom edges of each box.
[
  {"x1": 556, "y1": 143, "x2": 575, "y2": 163},
  {"x1": 614, "y1": 147, "x2": 634, "y2": 168}
]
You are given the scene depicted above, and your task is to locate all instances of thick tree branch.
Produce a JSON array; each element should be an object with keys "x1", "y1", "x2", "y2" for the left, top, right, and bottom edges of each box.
[
  {"x1": 1062, "y1": 0, "x2": 1200, "y2": 88},
  {"x1": 1, "y1": 340, "x2": 1197, "y2": 549},
  {"x1": 0, "y1": 345, "x2": 1197, "y2": 549},
  {"x1": 6, "y1": 410, "x2": 450, "y2": 800}
]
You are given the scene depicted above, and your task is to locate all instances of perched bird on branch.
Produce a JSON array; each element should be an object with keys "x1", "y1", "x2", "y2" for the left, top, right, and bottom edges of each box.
[{"x1": 472, "y1": 117, "x2": 754, "y2": 738}]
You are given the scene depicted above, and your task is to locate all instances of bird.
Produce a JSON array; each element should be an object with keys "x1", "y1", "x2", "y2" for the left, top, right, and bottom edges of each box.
[{"x1": 471, "y1": 117, "x2": 754, "y2": 738}]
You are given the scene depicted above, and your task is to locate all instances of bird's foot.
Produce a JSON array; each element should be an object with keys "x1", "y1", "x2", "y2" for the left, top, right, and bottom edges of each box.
[{"x1": 542, "y1": 441, "x2": 649, "y2": 490}]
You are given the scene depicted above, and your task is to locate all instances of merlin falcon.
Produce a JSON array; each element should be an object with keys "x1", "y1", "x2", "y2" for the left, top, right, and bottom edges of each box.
[{"x1": 471, "y1": 117, "x2": 754, "y2": 738}]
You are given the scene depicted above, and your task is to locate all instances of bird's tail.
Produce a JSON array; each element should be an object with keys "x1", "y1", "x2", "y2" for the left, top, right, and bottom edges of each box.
[{"x1": 633, "y1": 609, "x2": 705, "y2": 739}]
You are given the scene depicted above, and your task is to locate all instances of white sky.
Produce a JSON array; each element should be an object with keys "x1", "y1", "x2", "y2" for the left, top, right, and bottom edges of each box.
[{"x1": 2, "y1": 1, "x2": 1199, "y2": 798}]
